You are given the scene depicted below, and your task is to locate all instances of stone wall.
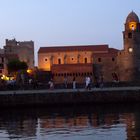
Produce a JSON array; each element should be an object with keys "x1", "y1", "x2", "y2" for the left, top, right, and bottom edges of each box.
[{"x1": 0, "y1": 89, "x2": 140, "y2": 107}]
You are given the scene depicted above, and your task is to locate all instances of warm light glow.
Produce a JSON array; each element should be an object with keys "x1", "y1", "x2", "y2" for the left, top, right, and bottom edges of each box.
[
  {"x1": 1, "y1": 75, "x2": 14, "y2": 81},
  {"x1": 27, "y1": 69, "x2": 32, "y2": 74},
  {"x1": 129, "y1": 48, "x2": 133, "y2": 53},
  {"x1": 129, "y1": 22, "x2": 137, "y2": 30}
]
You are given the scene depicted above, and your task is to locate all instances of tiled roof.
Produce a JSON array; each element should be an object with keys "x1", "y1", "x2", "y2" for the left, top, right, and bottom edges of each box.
[{"x1": 38, "y1": 45, "x2": 109, "y2": 53}]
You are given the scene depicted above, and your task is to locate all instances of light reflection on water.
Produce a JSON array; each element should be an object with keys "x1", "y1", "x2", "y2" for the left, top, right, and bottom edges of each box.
[{"x1": 0, "y1": 104, "x2": 139, "y2": 140}]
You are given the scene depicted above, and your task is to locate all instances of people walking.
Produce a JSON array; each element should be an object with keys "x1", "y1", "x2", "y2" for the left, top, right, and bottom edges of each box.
[
  {"x1": 48, "y1": 79, "x2": 54, "y2": 90},
  {"x1": 85, "y1": 76, "x2": 91, "y2": 90},
  {"x1": 73, "y1": 77, "x2": 76, "y2": 89},
  {"x1": 64, "y1": 76, "x2": 68, "y2": 88},
  {"x1": 99, "y1": 75, "x2": 104, "y2": 88}
]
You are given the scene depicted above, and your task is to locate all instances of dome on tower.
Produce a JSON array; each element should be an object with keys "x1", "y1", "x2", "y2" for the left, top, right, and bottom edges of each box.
[{"x1": 126, "y1": 11, "x2": 139, "y2": 23}]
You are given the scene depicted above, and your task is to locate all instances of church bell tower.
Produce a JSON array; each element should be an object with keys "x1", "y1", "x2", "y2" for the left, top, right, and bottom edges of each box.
[{"x1": 121, "y1": 11, "x2": 140, "y2": 81}]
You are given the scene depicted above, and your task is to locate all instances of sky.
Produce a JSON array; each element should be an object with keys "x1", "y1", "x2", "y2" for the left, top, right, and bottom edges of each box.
[{"x1": 0, "y1": 0, "x2": 140, "y2": 65}]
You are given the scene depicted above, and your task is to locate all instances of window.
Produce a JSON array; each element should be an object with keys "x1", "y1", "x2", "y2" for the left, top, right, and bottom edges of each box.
[
  {"x1": 85, "y1": 58, "x2": 87, "y2": 63},
  {"x1": 112, "y1": 58, "x2": 115, "y2": 61},
  {"x1": 71, "y1": 58, "x2": 74, "y2": 61},
  {"x1": 128, "y1": 33, "x2": 132, "y2": 38},
  {"x1": 58, "y1": 58, "x2": 61, "y2": 64},
  {"x1": 45, "y1": 58, "x2": 48, "y2": 61},
  {"x1": 1, "y1": 57, "x2": 4, "y2": 63},
  {"x1": 0, "y1": 64, "x2": 4, "y2": 69},
  {"x1": 98, "y1": 58, "x2": 101, "y2": 62}
]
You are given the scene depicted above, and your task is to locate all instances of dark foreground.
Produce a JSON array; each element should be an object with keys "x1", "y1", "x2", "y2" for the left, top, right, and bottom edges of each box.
[{"x1": 0, "y1": 87, "x2": 140, "y2": 107}]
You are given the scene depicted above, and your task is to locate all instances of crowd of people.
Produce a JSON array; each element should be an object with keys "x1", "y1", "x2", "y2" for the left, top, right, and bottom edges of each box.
[
  {"x1": 47, "y1": 75, "x2": 105, "y2": 90},
  {"x1": 0, "y1": 72, "x2": 120, "y2": 91}
]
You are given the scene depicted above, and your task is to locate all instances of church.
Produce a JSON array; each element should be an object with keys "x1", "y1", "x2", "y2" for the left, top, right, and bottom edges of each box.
[{"x1": 38, "y1": 11, "x2": 140, "y2": 84}]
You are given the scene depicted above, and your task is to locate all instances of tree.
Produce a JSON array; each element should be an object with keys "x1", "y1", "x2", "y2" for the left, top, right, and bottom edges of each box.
[{"x1": 7, "y1": 59, "x2": 28, "y2": 74}]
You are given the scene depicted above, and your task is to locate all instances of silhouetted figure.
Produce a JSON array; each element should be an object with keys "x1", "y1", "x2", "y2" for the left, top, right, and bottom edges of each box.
[{"x1": 73, "y1": 77, "x2": 76, "y2": 89}]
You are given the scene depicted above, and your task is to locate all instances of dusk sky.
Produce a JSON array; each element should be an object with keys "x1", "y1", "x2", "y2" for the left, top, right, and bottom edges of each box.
[{"x1": 0, "y1": 0, "x2": 140, "y2": 65}]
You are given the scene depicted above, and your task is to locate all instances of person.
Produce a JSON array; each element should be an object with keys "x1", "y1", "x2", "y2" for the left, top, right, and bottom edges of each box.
[
  {"x1": 21, "y1": 73, "x2": 25, "y2": 85},
  {"x1": 87, "y1": 76, "x2": 91, "y2": 90},
  {"x1": 85, "y1": 76, "x2": 88, "y2": 89},
  {"x1": 73, "y1": 77, "x2": 76, "y2": 89},
  {"x1": 64, "y1": 76, "x2": 68, "y2": 88},
  {"x1": 85, "y1": 76, "x2": 91, "y2": 90},
  {"x1": 99, "y1": 75, "x2": 104, "y2": 88},
  {"x1": 94, "y1": 76, "x2": 99, "y2": 88},
  {"x1": 29, "y1": 78, "x2": 32, "y2": 84},
  {"x1": 48, "y1": 79, "x2": 54, "y2": 90}
]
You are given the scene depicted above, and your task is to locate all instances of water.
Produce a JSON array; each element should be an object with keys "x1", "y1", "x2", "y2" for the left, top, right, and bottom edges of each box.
[{"x1": 0, "y1": 104, "x2": 139, "y2": 140}]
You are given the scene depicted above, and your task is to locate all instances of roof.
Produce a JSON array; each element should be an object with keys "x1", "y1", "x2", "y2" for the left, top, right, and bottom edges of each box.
[
  {"x1": 38, "y1": 45, "x2": 109, "y2": 53},
  {"x1": 93, "y1": 48, "x2": 119, "y2": 57},
  {"x1": 126, "y1": 11, "x2": 139, "y2": 23}
]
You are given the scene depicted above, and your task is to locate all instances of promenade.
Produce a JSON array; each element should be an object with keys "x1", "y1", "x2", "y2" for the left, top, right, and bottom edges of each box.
[
  {"x1": 0, "y1": 86, "x2": 140, "y2": 95},
  {"x1": 0, "y1": 86, "x2": 140, "y2": 107}
]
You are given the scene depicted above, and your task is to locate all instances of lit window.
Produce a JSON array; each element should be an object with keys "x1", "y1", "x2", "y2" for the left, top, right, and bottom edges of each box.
[{"x1": 128, "y1": 48, "x2": 133, "y2": 53}]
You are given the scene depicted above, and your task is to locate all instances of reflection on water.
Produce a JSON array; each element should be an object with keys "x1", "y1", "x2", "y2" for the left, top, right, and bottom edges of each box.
[{"x1": 0, "y1": 104, "x2": 139, "y2": 140}]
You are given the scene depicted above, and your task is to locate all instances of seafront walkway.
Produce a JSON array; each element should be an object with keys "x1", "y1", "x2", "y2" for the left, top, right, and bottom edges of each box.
[
  {"x1": 0, "y1": 86, "x2": 140, "y2": 95},
  {"x1": 0, "y1": 86, "x2": 140, "y2": 107}
]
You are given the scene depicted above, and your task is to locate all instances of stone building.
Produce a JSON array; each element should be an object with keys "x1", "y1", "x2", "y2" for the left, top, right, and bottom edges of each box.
[
  {"x1": 0, "y1": 49, "x2": 6, "y2": 76},
  {"x1": 38, "y1": 45, "x2": 118, "y2": 83},
  {"x1": 117, "y1": 11, "x2": 140, "y2": 82},
  {"x1": 38, "y1": 11, "x2": 140, "y2": 84},
  {"x1": 0, "y1": 48, "x2": 18, "y2": 76},
  {"x1": 4, "y1": 39, "x2": 34, "y2": 69}
]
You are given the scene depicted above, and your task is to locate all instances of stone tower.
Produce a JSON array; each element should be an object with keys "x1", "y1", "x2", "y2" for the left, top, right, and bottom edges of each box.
[
  {"x1": 117, "y1": 11, "x2": 140, "y2": 81},
  {"x1": 4, "y1": 39, "x2": 34, "y2": 69}
]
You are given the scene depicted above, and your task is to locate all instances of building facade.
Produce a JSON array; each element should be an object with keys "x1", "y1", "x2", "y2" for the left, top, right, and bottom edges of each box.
[
  {"x1": 38, "y1": 45, "x2": 118, "y2": 83},
  {"x1": 117, "y1": 11, "x2": 140, "y2": 82},
  {"x1": 4, "y1": 39, "x2": 34, "y2": 69},
  {"x1": 38, "y1": 11, "x2": 140, "y2": 83},
  {"x1": 0, "y1": 49, "x2": 6, "y2": 76}
]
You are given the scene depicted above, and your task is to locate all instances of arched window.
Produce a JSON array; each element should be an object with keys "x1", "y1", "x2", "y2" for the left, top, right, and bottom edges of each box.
[
  {"x1": 128, "y1": 33, "x2": 132, "y2": 38},
  {"x1": 98, "y1": 58, "x2": 101, "y2": 62},
  {"x1": 58, "y1": 58, "x2": 61, "y2": 64},
  {"x1": 85, "y1": 58, "x2": 87, "y2": 63}
]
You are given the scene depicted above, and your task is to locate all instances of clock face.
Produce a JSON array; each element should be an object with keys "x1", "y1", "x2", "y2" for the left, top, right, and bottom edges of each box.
[
  {"x1": 129, "y1": 22, "x2": 137, "y2": 30},
  {"x1": 128, "y1": 48, "x2": 133, "y2": 53}
]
